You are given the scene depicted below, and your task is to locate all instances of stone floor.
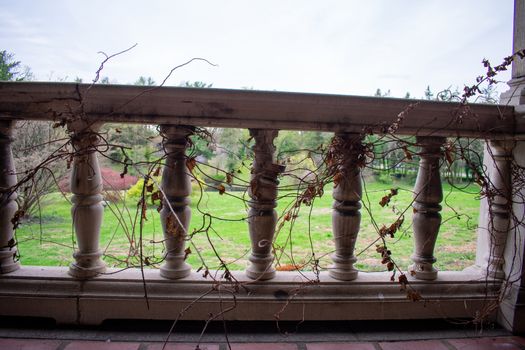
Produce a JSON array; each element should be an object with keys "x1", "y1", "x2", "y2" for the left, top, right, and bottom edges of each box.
[{"x1": 0, "y1": 319, "x2": 524, "y2": 350}]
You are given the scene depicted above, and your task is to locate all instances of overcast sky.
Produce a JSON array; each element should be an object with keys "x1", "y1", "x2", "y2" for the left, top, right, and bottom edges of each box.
[{"x1": 0, "y1": 0, "x2": 515, "y2": 98}]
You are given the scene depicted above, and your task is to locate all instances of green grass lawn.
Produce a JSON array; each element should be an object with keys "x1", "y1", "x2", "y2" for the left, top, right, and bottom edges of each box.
[{"x1": 15, "y1": 180, "x2": 481, "y2": 273}]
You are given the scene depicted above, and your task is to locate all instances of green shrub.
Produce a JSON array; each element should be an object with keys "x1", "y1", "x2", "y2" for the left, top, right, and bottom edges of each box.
[
  {"x1": 125, "y1": 177, "x2": 160, "y2": 204},
  {"x1": 126, "y1": 173, "x2": 205, "y2": 205}
]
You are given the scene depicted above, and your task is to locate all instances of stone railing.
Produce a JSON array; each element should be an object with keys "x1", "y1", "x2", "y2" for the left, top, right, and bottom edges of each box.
[{"x1": 0, "y1": 82, "x2": 522, "y2": 329}]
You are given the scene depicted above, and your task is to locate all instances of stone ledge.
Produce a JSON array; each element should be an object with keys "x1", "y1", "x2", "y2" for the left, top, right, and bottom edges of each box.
[{"x1": 0, "y1": 266, "x2": 501, "y2": 325}]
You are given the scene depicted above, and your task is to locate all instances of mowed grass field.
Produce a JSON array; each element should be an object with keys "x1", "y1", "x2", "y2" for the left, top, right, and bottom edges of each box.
[{"x1": 15, "y1": 181, "x2": 481, "y2": 273}]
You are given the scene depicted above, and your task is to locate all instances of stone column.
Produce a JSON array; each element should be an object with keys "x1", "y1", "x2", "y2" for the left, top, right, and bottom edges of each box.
[
  {"x1": 0, "y1": 120, "x2": 20, "y2": 274},
  {"x1": 330, "y1": 132, "x2": 362, "y2": 281},
  {"x1": 496, "y1": 0, "x2": 525, "y2": 333},
  {"x1": 501, "y1": 0, "x2": 525, "y2": 105},
  {"x1": 159, "y1": 125, "x2": 192, "y2": 279},
  {"x1": 68, "y1": 120, "x2": 106, "y2": 279},
  {"x1": 485, "y1": 140, "x2": 515, "y2": 279},
  {"x1": 246, "y1": 129, "x2": 283, "y2": 280},
  {"x1": 409, "y1": 136, "x2": 445, "y2": 280}
]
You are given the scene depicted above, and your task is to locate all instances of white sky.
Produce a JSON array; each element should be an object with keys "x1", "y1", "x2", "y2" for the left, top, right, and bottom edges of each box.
[{"x1": 0, "y1": 0, "x2": 515, "y2": 98}]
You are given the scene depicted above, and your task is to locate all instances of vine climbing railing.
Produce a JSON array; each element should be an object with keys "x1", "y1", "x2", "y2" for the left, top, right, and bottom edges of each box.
[{"x1": 0, "y1": 81, "x2": 521, "y2": 329}]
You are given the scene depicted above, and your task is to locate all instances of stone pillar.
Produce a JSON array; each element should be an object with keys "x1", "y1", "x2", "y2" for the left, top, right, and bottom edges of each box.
[
  {"x1": 159, "y1": 125, "x2": 192, "y2": 279},
  {"x1": 409, "y1": 136, "x2": 445, "y2": 281},
  {"x1": 0, "y1": 120, "x2": 20, "y2": 274},
  {"x1": 246, "y1": 129, "x2": 283, "y2": 280},
  {"x1": 501, "y1": 0, "x2": 525, "y2": 105},
  {"x1": 68, "y1": 120, "x2": 106, "y2": 279},
  {"x1": 329, "y1": 132, "x2": 362, "y2": 281},
  {"x1": 497, "y1": 0, "x2": 525, "y2": 333},
  {"x1": 485, "y1": 140, "x2": 515, "y2": 279}
]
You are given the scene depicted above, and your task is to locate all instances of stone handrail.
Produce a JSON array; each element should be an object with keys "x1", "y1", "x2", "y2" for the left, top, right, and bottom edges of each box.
[{"x1": 0, "y1": 82, "x2": 517, "y2": 137}]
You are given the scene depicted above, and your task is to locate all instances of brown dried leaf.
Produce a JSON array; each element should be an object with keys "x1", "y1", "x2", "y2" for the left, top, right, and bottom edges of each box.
[
  {"x1": 398, "y1": 274, "x2": 408, "y2": 285},
  {"x1": 402, "y1": 146, "x2": 413, "y2": 161},
  {"x1": 407, "y1": 290, "x2": 421, "y2": 302},
  {"x1": 10, "y1": 210, "x2": 25, "y2": 230},
  {"x1": 218, "y1": 184, "x2": 226, "y2": 195},
  {"x1": 226, "y1": 172, "x2": 233, "y2": 185},
  {"x1": 151, "y1": 190, "x2": 162, "y2": 204},
  {"x1": 333, "y1": 172, "x2": 342, "y2": 188},
  {"x1": 184, "y1": 247, "x2": 191, "y2": 260},
  {"x1": 146, "y1": 183, "x2": 154, "y2": 193},
  {"x1": 379, "y1": 196, "x2": 390, "y2": 207},
  {"x1": 7, "y1": 238, "x2": 16, "y2": 249}
]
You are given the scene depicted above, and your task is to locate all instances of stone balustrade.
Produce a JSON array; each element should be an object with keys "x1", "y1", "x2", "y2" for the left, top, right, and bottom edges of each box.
[{"x1": 0, "y1": 81, "x2": 522, "y2": 331}]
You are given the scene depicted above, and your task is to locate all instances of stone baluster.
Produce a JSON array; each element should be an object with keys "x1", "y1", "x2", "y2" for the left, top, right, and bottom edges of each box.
[
  {"x1": 68, "y1": 120, "x2": 106, "y2": 279},
  {"x1": 0, "y1": 120, "x2": 20, "y2": 274},
  {"x1": 485, "y1": 139, "x2": 514, "y2": 279},
  {"x1": 409, "y1": 136, "x2": 445, "y2": 280},
  {"x1": 247, "y1": 129, "x2": 283, "y2": 280},
  {"x1": 330, "y1": 132, "x2": 363, "y2": 281},
  {"x1": 159, "y1": 125, "x2": 193, "y2": 279}
]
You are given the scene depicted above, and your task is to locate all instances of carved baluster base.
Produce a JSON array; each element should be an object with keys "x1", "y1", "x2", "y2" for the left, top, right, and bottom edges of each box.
[
  {"x1": 246, "y1": 207, "x2": 277, "y2": 280},
  {"x1": 68, "y1": 184, "x2": 106, "y2": 279},
  {"x1": 160, "y1": 208, "x2": 191, "y2": 279},
  {"x1": 329, "y1": 255, "x2": 358, "y2": 281},
  {"x1": 329, "y1": 201, "x2": 360, "y2": 281},
  {"x1": 69, "y1": 251, "x2": 106, "y2": 279},
  {"x1": 408, "y1": 263, "x2": 437, "y2": 281},
  {"x1": 0, "y1": 195, "x2": 19, "y2": 274}
]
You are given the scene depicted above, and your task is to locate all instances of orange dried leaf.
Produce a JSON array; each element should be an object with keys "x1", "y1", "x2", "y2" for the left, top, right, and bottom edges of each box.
[
  {"x1": 218, "y1": 184, "x2": 226, "y2": 195},
  {"x1": 276, "y1": 263, "x2": 304, "y2": 271},
  {"x1": 186, "y1": 157, "x2": 197, "y2": 172}
]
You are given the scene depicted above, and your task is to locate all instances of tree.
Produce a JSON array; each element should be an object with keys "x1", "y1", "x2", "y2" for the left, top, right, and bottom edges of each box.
[
  {"x1": 0, "y1": 50, "x2": 33, "y2": 81},
  {"x1": 0, "y1": 50, "x2": 67, "y2": 217},
  {"x1": 181, "y1": 81, "x2": 213, "y2": 88},
  {"x1": 134, "y1": 76, "x2": 156, "y2": 86},
  {"x1": 424, "y1": 85, "x2": 434, "y2": 100},
  {"x1": 374, "y1": 88, "x2": 391, "y2": 97}
]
